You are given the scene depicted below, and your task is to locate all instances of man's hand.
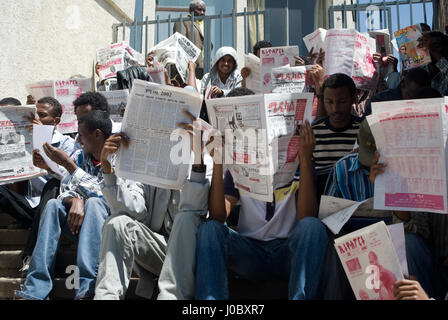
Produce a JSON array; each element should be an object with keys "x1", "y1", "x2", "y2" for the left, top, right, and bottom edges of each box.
[
  {"x1": 42, "y1": 143, "x2": 77, "y2": 174},
  {"x1": 387, "y1": 55, "x2": 399, "y2": 72},
  {"x1": 176, "y1": 109, "x2": 204, "y2": 165},
  {"x1": 294, "y1": 56, "x2": 306, "y2": 66},
  {"x1": 33, "y1": 149, "x2": 52, "y2": 172},
  {"x1": 393, "y1": 279, "x2": 430, "y2": 300},
  {"x1": 23, "y1": 112, "x2": 43, "y2": 132},
  {"x1": 369, "y1": 151, "x2": 387, "y2": 184},
  {"x1": 316, "y1": 48, "x2": 325, "y2": 67},
  {"x1": 241, "y1": 67, "x2": 251, "y2": 79},
  {"x1": 306, "y1": 47, "x2": 318, "y2": 65},
  {"x1": 309, "y1": 65, "x2": 325, "y2": 95},
  {"x1": 100, "y1": 133, "x2": 130, "y2": 174},
  {"x1": 210, "y1": 86, "x2": 224, "y2": 98},
  {"x1": 298, "y1": 120, "x2": 316, "y2": 162},
  {"x1": 67, "y1": 198, "x2": 85, "y2": 235}
]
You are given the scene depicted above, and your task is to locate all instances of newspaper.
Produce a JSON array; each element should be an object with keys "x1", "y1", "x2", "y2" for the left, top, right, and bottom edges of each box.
[
  {"x1": 324, "y1": 29, "x2": 378, "y2": 90},
  {"x1": 260, "y1": 46, "x2": 299, "y2": 93},
  {"x1": 394, "y1": 25, "x2": 431, "y2": 70},
  {"x1": 318, "y1": 196, "x2": 369, "y2": 234},
  {"x1": 368, "y1": 29, "x2": 393, "y2": 56},
  {"x1": 271, "y1": 65, "x2": 315, "y2": 94},
  {"x1": 205, "y1": 92, "x2": 314, "y2": 201},
  {"x1": 100, "y1": 89, "x2": 129, "y2": 122},
  {"x1": 150, "y1": 32, "x2": 201, "y2": 84},
  {"x1": 96, "y1": 42, "x2": 146, "y2": 80},
  {"x1": 367, "y1": 98, "x2": 447, "y2": 214},
  {"x1": 116, "y1": 80, "x2": 202, "y2": 190},
  {"x1": 0, "y1": 106, "x2": 46, "y2": 185},
  {"x1": 27, "y1": 78, "x2": 92, "y2": 133},
  {"x1": 244, "y1": 53, "x2": 262, "y2": 93},
  {"x1": 334, "y1": 221, "x2": 404, "y2": 300},
  {"x1": 303, "y1": 28, "x2": 327, "y2": 55}
]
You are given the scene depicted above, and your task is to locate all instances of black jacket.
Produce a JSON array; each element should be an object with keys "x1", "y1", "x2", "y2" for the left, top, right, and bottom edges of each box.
[{"x1": 117, "y1": 66, "x2": 153, "y2": 90}]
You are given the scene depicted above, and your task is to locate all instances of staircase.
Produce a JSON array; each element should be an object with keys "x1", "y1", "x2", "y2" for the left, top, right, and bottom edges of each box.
[{"x1": 0, "y1": 212, "x2": 142, "y2": 300}]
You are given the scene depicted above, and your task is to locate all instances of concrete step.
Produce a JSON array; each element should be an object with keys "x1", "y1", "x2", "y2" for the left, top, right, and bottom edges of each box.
[
  {"x1": 0, "y1": 229, "x2": 73, "y2": 250},
  {"x1": 0, "y1": 213, "x2": 15, "y2": 228},
  {"x1": 0, "y1": 277, "x2": 144, "y2": 300}
]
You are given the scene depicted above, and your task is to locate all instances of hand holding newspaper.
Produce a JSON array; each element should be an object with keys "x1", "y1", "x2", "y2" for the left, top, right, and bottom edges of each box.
[
  {"x1": 32, "y1": 124, "x2": 60, "y2": 174},
  {"x1": 334, "y1": 221, "x2": 404, "y2": 300}
]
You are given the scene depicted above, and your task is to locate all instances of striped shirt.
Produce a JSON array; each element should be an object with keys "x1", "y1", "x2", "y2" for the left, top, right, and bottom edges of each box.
[
  {"x1": 312, "y1": 115, "x2": 362, "y2": 175},
  {"x1": 324, "y1": 153, "x2": 374, "y2": 202}
]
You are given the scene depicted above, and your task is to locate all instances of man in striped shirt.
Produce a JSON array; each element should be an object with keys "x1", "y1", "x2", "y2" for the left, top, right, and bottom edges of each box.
[{"x1": 312, "y1": 73, "x2": 362, "y2": 197}]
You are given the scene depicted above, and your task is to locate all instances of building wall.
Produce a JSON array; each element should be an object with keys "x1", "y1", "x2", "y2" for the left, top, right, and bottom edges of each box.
[{"x1": 0, "y1": 0, "x2": 155, "y2": 103}]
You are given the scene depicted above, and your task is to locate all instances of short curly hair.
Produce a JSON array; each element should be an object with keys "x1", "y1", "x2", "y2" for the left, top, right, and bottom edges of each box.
[{"x1": 73, "y1": 92, "x2": 109, "y2": 117}]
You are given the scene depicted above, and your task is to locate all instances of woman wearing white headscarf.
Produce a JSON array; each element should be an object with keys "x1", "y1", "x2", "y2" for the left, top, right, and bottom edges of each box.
[{"x1": 201, "y1": 46, "x2": 243, "y2": 99}]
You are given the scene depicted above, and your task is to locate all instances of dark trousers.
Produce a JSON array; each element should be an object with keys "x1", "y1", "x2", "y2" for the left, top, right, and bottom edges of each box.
[{"x1": 0, "y1": 186, "x2": 36, "y2": 227}]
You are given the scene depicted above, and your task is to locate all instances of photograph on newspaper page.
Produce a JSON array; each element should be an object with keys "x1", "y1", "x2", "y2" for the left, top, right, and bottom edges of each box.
[
  {"x1": 151, "y1": 32, "x2": 201, "y2": 84},
  {"x1": 101, "y1": 89, "x2": 129, "y2": 122},
  {"x1": 334, "y1": 221, "x2": 404, "y2": 300},
  {"x1": 394, "y1": 25, "x2": 431, "y2": 70},
  {"x1": 244, "y1": 53, "x2": 262, "y2": 93},
  {"x1": 0, "y1": 106, "x2": 45, "y2": 185},
  {"x1": 116, "y1": 80, "x2": 202, "y2": 190},
  {"x1": 324, "y1": 29, "x2": 378, "y2": 90},
  {"x1": 260, "y1": 46, "x2": 299, "y2": 93},
  {"x1": 205, "y1": 94, "x2": 273, "y2": 202},
  {"x1": 368, "y1": 99, "x2": 447, "y2": 214},
  {"x1": 265, "y1": 92, "x2": 314, "y2": 190}
]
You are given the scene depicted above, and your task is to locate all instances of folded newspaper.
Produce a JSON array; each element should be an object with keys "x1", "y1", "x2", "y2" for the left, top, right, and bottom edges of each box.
[
  {"x1": 0, "y1": 105, "x2": 46, "y2": 185},
  {"x1": 150, "y1": 32, "x2": 201, "y2": 85},
  {"x1": 334, "y1": 221, "x2": 404, "y2": 300}
]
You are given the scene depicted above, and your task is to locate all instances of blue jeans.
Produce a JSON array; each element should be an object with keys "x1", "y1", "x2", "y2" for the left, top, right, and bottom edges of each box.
[
  {"x1": 406, "y1": 233, "x2": 448, "y2": 300},
  {"x1": 195, "y1": 217, "x2": 328, "y2": 300},
  {"x1": 14, "y1": 197, "x2": 110, "y2": 300}
]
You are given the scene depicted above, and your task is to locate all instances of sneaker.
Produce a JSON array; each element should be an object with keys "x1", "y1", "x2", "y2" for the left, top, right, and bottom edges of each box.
[{"x1": 19, "y1": 256, "x2": 31, "y2": 278}]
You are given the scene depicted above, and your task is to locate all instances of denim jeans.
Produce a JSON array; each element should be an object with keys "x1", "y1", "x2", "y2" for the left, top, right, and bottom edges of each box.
[
  {"x1": 14, "y1": 197, "x2": 110, "y2": 300},
  {"x1": 195, "y1": 217, "x2": 328, "y2": 300}
]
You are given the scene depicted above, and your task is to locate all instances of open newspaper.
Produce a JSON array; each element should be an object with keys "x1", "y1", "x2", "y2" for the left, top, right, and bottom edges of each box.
[
  {"x1": 150, "y1": 32, "x2": 201, "y2": 84},
  {"x1": 394, "y1": 25, "x2": 431, "y2": 70},
  {"x1": 303, "y1": 28, "x2": 327, "y2": 56},
  {"x1": 0, "y1": 105, "x2": 46, "y2": 185},
  {"x1": 334, "y1": 221, "x2": 404, "y2": 300},
  {"x1": 260, "y1": 46, "x2": 299, "y2": 93},
  {"x1": 96, "y1": 42, "x2": 146, "y2": 80},
  {"x1": 205, "y1": 92, "x2": 314, "y2": 202},
  {"x1": 324, "y1": 29, "x2": 378, "y2": 90},
  {"x1": 367, "y1": 98, "x2": 447, "y2": 214},
  {"x1": 26, "y1": 78, "x2": 92, "y2": 133},
  {"x1": 271, "y1": 65, "x2": 315, "y2": 94},
  {"x1": 116, "y1": 80, "x2": 202, "y2": 190},
  {"x1": 100, "y1": 89, "x2": 129, "y2": 122}
]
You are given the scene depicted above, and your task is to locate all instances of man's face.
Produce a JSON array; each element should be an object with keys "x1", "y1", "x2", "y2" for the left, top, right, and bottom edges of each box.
[
  {"x1": 76, "y1": 122, "x2": 99, "y2": 156},
  {"x1": 75, "y1": 104, "x2": 92, "y2": 121},
  {"x1": 217, "y1": 55, "x2": 235, "y2": 75},
  {"x1": 36, "y1": 103, "x2": 60, "y2": 126},
  {"x1": 323, "y1": 87, "x2": 354, "y2": 128},
  {"x1": 191, "y1": 3, "x2": 206, "y2": 16}
]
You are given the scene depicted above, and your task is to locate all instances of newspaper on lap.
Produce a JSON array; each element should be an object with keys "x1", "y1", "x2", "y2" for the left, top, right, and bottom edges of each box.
[{"x1": 0, "y1": 105, "x2": 46, "y2": 185}]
